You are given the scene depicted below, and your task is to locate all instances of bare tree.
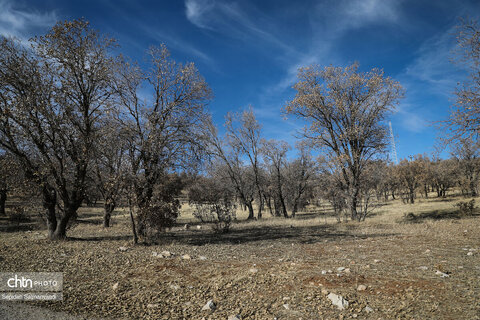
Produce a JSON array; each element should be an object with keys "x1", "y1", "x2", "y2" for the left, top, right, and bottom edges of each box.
[
  {"x1": 262, "y1": 139, "x2": 290, "y2": 218},
  {"x1": 395, "y1": 156, "x2": 425, "y2": 204},
  {"x1": 451, "y1": 137, "x2": 480, "y2": 196},
  {"x1": 205, "y1": 121, "x2": 257, "y2": 220},
  {"x1": 0, "y1": 20, "x2": 119, "y2": 239},
  {"x1": 285, "y1": 63, "x2": 404, "y2": 221},
  {"x1": 92, "y1": 120, "x2": 128, "y2": 227},
  {"x1": 225, "y1": 108, "x2": 264, "y2": 219},
  {"x1": 284, "y1": 143, "x2": 316, "y2": 218},
  {"x1": 444, "y1": 18, "x2": 480, "y2": 138},
  {"x1": 116, "y1": 45, "x2": 212, "y2": 241}
]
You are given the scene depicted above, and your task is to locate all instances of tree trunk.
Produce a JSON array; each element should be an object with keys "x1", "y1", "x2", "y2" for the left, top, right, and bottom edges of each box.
[
  {"x1": 128, "y1": 197, "x2": 138, "y2": 244},
  {"x1": 246, "y1": 202, "x2": 255, "y2": 220},
  {"x1": 349, "y1": 186, "x2": 359, "y2": 221},
  {"x1": 43, "y1": 186, "x2": 58, "y2": 240},
  {"x1": 470, "y1": 180, "x2": 477, "y2": 197},
  {"x1": 409, "y1": 188, "x2": 415, "y2": 204},
  {"x1": 103, "y1": 199, "x2": 115, "y2": 228},
  {"x1": 0, "y1": 188, "x2": 6, "y2": 216},
  {"x1": 257, "y1": 191, "x2": 263, "y2": 219},
  {"x1": 291, "y1": 202, "x2": 298, "y2": 218}
]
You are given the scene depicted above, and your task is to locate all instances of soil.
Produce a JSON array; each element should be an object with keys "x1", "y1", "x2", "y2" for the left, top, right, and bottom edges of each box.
[{"x1": 0, "y1": 200, "x2": 479, "y2": 319}]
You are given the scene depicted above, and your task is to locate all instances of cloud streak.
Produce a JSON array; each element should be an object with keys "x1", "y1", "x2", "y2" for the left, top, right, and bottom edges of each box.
[{"x1": 0, "y1": 0, "x2": 57, "y2": 42}]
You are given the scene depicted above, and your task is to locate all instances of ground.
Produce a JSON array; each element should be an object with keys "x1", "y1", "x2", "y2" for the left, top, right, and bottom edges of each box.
[{"x1": 0, "y1": 194, "x2": 479, "y2": 319}]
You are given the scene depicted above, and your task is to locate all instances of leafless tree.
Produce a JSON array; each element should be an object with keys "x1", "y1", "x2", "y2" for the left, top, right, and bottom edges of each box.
[
  {"x1": 262, "y1": 139, "x2": 290, "y2": 218},
  {"x1": 285, "y1": 63, "x2": 404, "y2": 221},
  {"x1": 225, "y1": 107, "x2": 264, "y2": 219},
  {"x1": 444, "y1": 18, "x2": 480, "y2": 138},
  {"x1": 0, "y1": 20, "x2": 119, "y2": 239},
  {"x1": 284, "y1": 143, "x2": 316, "y2": 218},
  {"x1": 205, "y1": 121, "x2": 257, "y2": 220},
  {"x1": 451, "y1": 136, "x2": 480, "y2": 196},
  {"x1": 116, "y1": 45, "x2": 212, "y2": 240}
]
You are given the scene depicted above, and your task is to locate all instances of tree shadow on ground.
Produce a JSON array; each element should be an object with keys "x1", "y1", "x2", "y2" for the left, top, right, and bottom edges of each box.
[
  {"x1": 402, "y1": 209, "x2": 480, "y2": 223},
  {"x1": 154, "y1": 223, "x2": 397, "y2": 246}
]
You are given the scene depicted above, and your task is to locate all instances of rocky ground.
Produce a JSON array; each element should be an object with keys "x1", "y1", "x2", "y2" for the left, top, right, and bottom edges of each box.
[{"x1": 0, "y1": 198, "x2": 479, "y2": 319}]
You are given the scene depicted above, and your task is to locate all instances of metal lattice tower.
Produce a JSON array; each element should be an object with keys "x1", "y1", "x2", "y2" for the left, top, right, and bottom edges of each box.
[{"x1": 389, "y1": 121, "x2": 398, "y2": 164}]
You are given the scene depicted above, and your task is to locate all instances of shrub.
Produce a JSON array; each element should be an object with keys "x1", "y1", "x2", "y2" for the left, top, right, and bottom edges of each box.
[{"x1": 455, "y1": 199, "x2": 476, "y2": 216}]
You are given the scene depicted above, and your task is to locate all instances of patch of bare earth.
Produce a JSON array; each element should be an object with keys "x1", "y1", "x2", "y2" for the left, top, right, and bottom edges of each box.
[{"x1": 0, "y1": 199, "x2": 479, "y2": 319}]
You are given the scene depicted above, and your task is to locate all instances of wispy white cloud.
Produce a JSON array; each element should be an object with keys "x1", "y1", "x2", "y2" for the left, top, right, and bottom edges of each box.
[
  {"x1": 403, "y1": 25, "x2": 461, "y2": 96},
  {"x1": 184, "y1": 0, "x2": 294, "y2": 53},
  {"x1": 0, "y1": 0, "x2": 57, "y2": 42}
]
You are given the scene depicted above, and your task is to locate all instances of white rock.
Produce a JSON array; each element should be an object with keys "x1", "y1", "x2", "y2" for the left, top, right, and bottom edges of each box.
[
  {"x1": 161, "y1": 251, "x2": 172, "y2": 257},
  {"x1": 373, "y1": 259, "x2": 380, "y2": 263},
  {"x1": 118, "y1": 246, "x2": 128, "y2": 252},
  {"x1": 228, "y1": 315, "x2": 242, "y2": 320},
  {"x1": 337, "y1": 267, "x2": 345, "y2": 272},
  {"x1": 152, "y1": 251, "x2": 158, "y2": 257},
  {"x1": 181, "y1": 254, "x2": 191, "y2": 260},
  {"x1": 201, "y1": 300, "x2": 216, "y2": 311},
  {"x1": 357, "y1": 285, "x2": 367, "y2": 291},
  {"x1": 283, "y1": 304, "x2": 290, "y2": 310},
  {"x1": 435, "y1": 270, "x2": 449, "y2": 278},
  {"x1": 321, "y1": 270, "x2": 327, "y2": 275},
  {"x1": 344, "y1": 268, "x2": 351, "y2": 274},
  {"x1": 169, "y1": 284, "x2": 180, "y2": 290},
  {"x1": 467, "y1": 251, "x2": 474, "y2": 256},
  {"x1": 196, "y1": 225, "x2": 202, "y2": 230},
  {"x1": 327, "y1": 292, "x2": 349, "y2": 310},
  {"x1": 418, "y1": 266, "x2": 428, "y2": 271},
  {"x1": 424, "y1": 249, "x2": 431, "y2": 253},
  {"x1": 327, "y1": 269, "x2": 332, "y2": 273},
  {"x1": 364, "y1": 306, "x2": 374, "y2": 313},
  {"x1": 352, "y1": 314, "x2": 358, "y2": 318},
  {"x1": 112, "y1": 282, "x2": 119, "y2": 290},
  {"x1": 198, "y1": 256, "x2": 207, "y2": 260}
]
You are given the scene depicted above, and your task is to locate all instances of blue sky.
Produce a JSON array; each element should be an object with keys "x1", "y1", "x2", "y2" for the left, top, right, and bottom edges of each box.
[{"x1": 1, "y1": 0, "x2": 478, "y2": 160}]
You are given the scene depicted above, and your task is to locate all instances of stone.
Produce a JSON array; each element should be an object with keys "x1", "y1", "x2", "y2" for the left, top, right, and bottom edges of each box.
[
  {"x1": 283, "y1": 304, "x2": 290, "y2": 310},
  {"x1": 152, "y1": 252, "x2": 158, "y2": 257},
  {"x1": 327, "y1": 292, "x2": 348, "y2": 310},
  {"x1": 196, "y1": 225, "x2": 202, "y2": 230},
  {"x1": 344, "y1": 268, "x2": 351, "y2": 274},
  {"x1": 419, "y1": 266, "x2": 428, "y2": 271},
  {"x1": 467, "y1": 251, "x2": 474, "y2": 256},
  {"x1": 161, "y1": 251, "x2": 172, "y2": 257},
  {"x1": 201, "y1": 300, "x2": 216, "y2": 311},
  {"x1": 112, "y1": 282, "x2": 119, "y2": 290},
  {"x1": 435, "y1": 270, "x2": 449, "y2": 278},
  {"x1": 373, "y1": 259, "x2": 380, "y2": 263},
  {"x1": 321, "y1": 270, "x2": 327, "y2": 275},
  {"x1": 169, "y1": 284, "x2": 180, "y2": 290},
  {"x1": 181, "y1": 254, "x2": 191, "y2": 260},
  {"x1": 357, "y1": 285, "x2": 367, "y2": 291},
  {"x1": 337, "y1": 267, "x2": 345, "y2": 272},
  {"x1": 352, "y1": 314, "x2": 358, "y2": 318},
  {"x1": 364, "y1": 306, "x2": 374, "y2": 313},
  {"x1": 118, "y1": 246, "x2": 128, "y2": 252},
  {"x1": 198, "y1": 256, "x2": 207, "y2": 260}
]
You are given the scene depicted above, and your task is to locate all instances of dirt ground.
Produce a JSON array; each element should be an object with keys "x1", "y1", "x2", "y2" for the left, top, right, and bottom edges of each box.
[{"x1": 0, "y1": 194, "x2": 479, "y2": 319}]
